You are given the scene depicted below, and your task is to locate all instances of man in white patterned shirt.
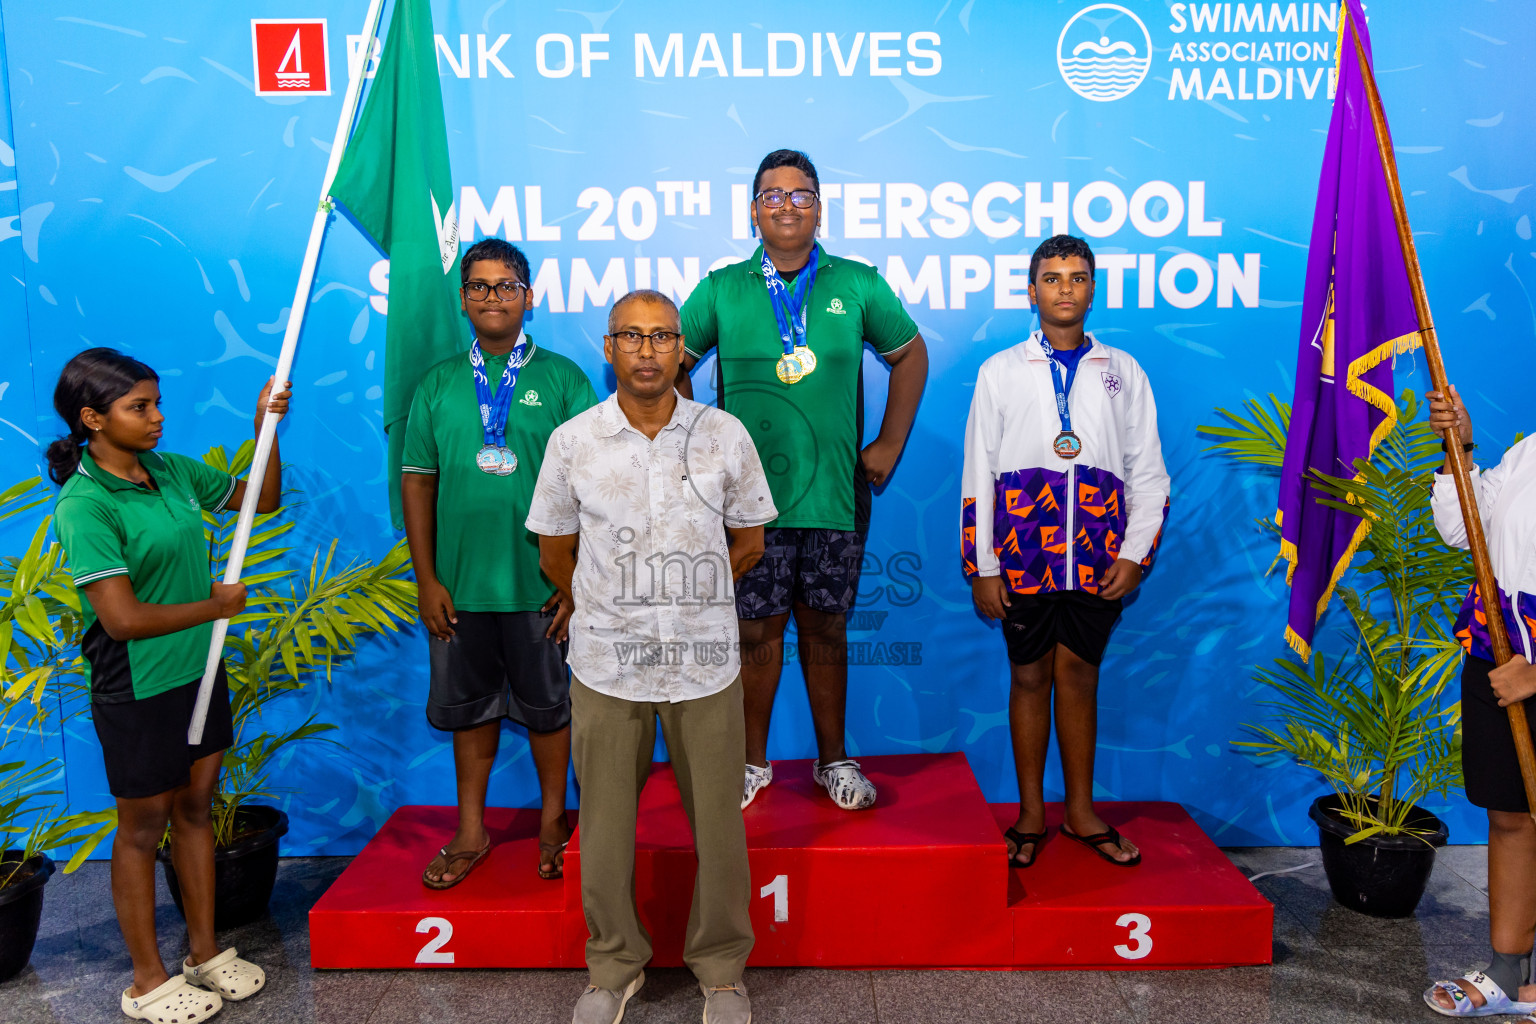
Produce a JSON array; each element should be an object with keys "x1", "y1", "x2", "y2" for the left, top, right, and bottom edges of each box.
[{"x1": 527, "y1": 289, "x2": 776, "y2": 1024}]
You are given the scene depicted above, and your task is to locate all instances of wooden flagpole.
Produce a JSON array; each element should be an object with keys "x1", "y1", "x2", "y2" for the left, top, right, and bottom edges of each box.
[
  {"x1": 1350, "y1": 17, "x2": 1536, "y2": 816},
  {"x1": 187, "y1": 0, "x2": 388, "y2": 743}
]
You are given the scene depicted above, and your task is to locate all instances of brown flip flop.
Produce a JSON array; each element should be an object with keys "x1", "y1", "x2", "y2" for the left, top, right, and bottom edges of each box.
[
  {"x1": 422, "y1": 841, "x2": 491, "y2": 890},
  {"x1": 538, "y1": 837, "x2": 571, "y2": 880}
]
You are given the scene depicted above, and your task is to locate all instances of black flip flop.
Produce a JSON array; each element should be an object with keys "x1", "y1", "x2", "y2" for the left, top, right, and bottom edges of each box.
[
  {"x1": 1061, "y1": 824, "x2": 1141, "y2": 866},
  {"x1": 1003, "y1": 827, "x2": 1047, "y2": 868}
]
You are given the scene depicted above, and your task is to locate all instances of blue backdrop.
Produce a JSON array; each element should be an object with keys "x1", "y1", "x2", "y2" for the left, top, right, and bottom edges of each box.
[{"x1": 2, "y1": 1, "x2": 1532, "y2": 854}]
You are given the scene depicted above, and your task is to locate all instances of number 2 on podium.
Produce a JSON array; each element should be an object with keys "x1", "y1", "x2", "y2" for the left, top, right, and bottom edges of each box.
[
  {"x1": 759, "y1": 874, "x2": 789, "y2": 922},
  {"x1": 1113, "y1": 912, "x2": 1152, "y2": 960},
  {"x1": 416, "y1": 917, "x2": 455, "y2": 964}
]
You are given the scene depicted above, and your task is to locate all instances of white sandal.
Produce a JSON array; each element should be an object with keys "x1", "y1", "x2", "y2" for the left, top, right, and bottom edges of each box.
[
  {"x1": 122, "y1": 974, "x2": 222, "y2": 1022},
  {"x1": 1424, "y1": 970, "x2": 1536, "y2": 1017},
  {"x1": 183, "y1": 947, "x2": 265, "y2": 1001}
]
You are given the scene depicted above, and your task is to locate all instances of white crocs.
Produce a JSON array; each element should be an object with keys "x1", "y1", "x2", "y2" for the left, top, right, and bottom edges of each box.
[
  {"x1": 122, "y1": 974, "x2": 222, "y2": 1022},
  {"x1": 742, "y1": 762, "x2": 773, "y2": 809},
  {"x1": 184, "y1": 947, "x2": 265, "y2": 1001},
  {"x1": 812, "y1": 758, "x2": 877, "y2": 810}
]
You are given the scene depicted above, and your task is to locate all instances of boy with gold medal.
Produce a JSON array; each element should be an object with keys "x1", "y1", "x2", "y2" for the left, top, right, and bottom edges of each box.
[{"x1": 678, "y1": 149, "x2": 929, "y2": 811}]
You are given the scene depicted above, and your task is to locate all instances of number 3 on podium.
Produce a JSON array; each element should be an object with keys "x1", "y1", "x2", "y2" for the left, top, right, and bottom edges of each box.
[{"x1": 1113, "y1": 912, "x2": 1152, "y2": 960}]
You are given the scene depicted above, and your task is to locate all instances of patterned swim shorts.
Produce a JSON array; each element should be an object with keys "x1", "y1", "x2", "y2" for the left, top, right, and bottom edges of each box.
[{"x1": 735, "y1": 527, "x2": 868, "y2": 619}]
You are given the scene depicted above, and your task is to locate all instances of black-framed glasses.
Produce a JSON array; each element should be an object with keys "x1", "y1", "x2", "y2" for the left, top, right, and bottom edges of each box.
[
  {"x1": 755, "y1": 188, "x2": 819, "y2": 209},
  {"x1": 608, "y1": 330, "x2": 682, "y2": 353},
  {"x1": 463, "y1": 280, "x2": 528, "y2": 301}
]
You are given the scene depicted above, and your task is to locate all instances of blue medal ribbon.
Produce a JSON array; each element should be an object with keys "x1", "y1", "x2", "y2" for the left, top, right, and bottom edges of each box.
[
  {"x1": 1039, "y1": 333, "x2": 1090, "y2": 435},
  {"x1": 470, "y1": 336, "x2": 530, "y2": 449},
  {"x1": 761, "y1": 246, "x2": 820, "y2": 357}
]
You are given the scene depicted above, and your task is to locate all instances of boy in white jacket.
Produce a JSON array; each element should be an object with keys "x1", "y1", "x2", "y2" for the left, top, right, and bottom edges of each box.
[{"x1": 961, "y1": 235, "x2": 1170, "y2": 868}]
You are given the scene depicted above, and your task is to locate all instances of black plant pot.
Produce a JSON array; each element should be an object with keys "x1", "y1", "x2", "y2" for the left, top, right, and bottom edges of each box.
[
  {"x1": 158, "y1": 805, "x2": 289, "y2": 931},
  {"x1": 0, "y1": 850, "x2": 55, "y2": 983},
  {"x1": 1309, "y1": 793, "x2": 1448, "y2": 918}
]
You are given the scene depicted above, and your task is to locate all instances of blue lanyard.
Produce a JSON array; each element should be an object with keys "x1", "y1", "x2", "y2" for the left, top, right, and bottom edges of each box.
[
  {"x1": 1040, "y1": 334, "x2": 1090, "y2": 434},
  {"x1": 761, "y1": 246, "x2": 819, "y2": 356},
  {"x1": 469, "y1": 337, "x2": 529, "y2": 447}
]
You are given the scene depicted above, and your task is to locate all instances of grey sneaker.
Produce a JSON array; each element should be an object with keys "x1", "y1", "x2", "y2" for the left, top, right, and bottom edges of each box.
[
  {"x1": 701, "y1": 979, "x2": 752, "y2": 1024},
  {"x1": 812, "y1": 758, "x2": 877, "y2": 810},
  {"x1": 572, "y1": 971, "x2": 644, "y2": 1024},
  {"x1": 741, "y1": 762, "x2": 773, "y2": 809}
]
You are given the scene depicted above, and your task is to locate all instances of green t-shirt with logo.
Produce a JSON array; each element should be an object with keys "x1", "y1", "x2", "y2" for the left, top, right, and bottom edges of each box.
[
  {"x1": 54, "y1": 449, "x2": 238, "y2": 702},
  {"x1": 402, "y1": 340, "x2": 598, "y2": 611},
  {"x1": 680, "y1": 246, "x2": 918, "y2": 530}
]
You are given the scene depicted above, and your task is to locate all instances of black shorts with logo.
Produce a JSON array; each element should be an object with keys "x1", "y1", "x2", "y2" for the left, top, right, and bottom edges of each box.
[
  {"x1": 427, "y1": 610, "x2": 570, "y2": 733},
  {"x1": 735, "y1": 527, "x2": 868, "y2": 619},
  {"x1": 92, "y1": 664, "x2": 234, "y2": 800},
  {"x1": 1461, "y1": 654, "x2": 1536, "y2": 813},
  {"x1": 1001, "y1": 590, "x2": 1124, "y2": 667}
]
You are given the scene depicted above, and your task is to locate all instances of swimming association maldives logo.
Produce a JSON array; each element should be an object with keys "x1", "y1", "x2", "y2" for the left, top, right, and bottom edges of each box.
[{"x1": 1056, "y1": 4, "x2": 1152, "y2": 102}]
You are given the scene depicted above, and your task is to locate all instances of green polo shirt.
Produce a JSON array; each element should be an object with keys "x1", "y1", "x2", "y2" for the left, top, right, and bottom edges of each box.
[
  {"x1": 54, "y1": 449, "x2": 237, "y2": 703},
  {"x1": 402, "y1": 339, "x2": 598, "y2": 611},
  {"x1": 681, "y1": 246, "x2": 918, "y2": 530}
]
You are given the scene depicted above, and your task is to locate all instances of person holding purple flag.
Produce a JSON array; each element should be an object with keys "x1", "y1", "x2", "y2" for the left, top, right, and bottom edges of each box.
[{"x1": 1421, "y1": 385, "x2": 1536, "y2": 1017}]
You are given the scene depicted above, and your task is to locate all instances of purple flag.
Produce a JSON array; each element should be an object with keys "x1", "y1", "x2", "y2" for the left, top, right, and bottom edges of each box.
[{"x1": 1277, "y1": 0, "x2": 1423, "y2": 659}]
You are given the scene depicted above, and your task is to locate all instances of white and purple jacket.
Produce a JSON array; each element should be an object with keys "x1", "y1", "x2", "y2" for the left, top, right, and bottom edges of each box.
[
  {"x1": 1432, "y1": 435, "x2": 1536, "y2": 662},
  {"x1": 961, "y1": 332, "x2": 1170, "y2": 594}
]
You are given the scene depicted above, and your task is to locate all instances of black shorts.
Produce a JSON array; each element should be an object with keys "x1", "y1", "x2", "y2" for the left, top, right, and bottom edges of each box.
[
  {"x1": 1002, "y1": 590, "x2": 1124, "y2": 667},
  {"x1": 92, "y1": 665, "x2": 234, "y2": 800},
  {"x1": 735, "y1": 527, "x2": 867, "y2": 619},
  {"x1": 427, "y1": 610, "x2": 570, "y2": 733},
  {"x1": 1461, "y1": 654, "x2": 1536, "y2": 812}
]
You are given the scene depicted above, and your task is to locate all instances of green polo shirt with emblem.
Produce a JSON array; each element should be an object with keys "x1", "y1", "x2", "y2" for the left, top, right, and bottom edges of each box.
[
  {"x1": 54, "y1": 450, "x2": 238, "y2": 703},
  {"x1": 402, "y1": 339, "x2": 599, "y2": 611},
  {"x1": 680, "y1": 245, "x2": 918, "y2": 531}
]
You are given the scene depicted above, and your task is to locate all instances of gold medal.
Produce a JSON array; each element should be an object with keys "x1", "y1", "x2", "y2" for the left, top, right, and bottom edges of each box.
[
  {"x1": 775, "y1": 352, "x2": 806, "y2": 384},
  {"x1": 793, "y1": 345, "x2": 817, "y2": 375}
]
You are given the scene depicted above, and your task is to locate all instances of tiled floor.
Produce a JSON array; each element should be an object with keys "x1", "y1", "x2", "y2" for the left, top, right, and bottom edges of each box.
[{"x1": 0, "y1": 846, "x2": 1494, "y2": 1023}]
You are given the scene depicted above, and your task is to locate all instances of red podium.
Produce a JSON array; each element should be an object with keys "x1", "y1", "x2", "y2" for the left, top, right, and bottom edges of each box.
[{"x1": 309, "y1": 753, "x2": 1271, "y2": 970}]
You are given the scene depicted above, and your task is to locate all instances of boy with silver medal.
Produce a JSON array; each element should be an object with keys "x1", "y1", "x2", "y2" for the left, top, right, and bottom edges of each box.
[{"x1": 401, "y1": 240, "x2": 599, "y2": 889}]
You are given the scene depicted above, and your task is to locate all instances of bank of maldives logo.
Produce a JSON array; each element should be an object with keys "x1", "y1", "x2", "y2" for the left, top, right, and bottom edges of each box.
[
  {"x1": 251, "y1": 20, "x2": 331, "y2": 97},
  {"x1": 1057, "y1": 4, "x2": 1152, "y2": 102}
]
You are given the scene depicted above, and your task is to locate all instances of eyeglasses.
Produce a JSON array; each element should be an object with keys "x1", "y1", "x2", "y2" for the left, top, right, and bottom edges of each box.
[
  {"x1": 608, "y1": 330, "x2": 682, "y2": 353},
  {"x1": 755, "y1": 188, "x2": 819, "y2": 210},
  {"x1": 463, "y1": 280, "x2": 528, "y2": 302}
]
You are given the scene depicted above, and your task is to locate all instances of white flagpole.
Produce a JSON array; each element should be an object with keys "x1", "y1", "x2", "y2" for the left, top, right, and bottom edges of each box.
[{"x1": 189, "y1": 0, "x2": 388, "y2": 743}]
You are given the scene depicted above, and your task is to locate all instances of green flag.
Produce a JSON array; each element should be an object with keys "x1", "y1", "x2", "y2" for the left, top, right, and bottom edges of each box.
[{"x1": 331, "y1": 0, "x2": 464, "y2": 529}]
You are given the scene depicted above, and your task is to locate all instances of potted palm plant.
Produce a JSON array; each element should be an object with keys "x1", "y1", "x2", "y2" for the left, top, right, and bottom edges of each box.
[
  {"x1": 0, "y1": 479, "x2": 115, "y2": 981},
  {"x1": 1200, "y1": 390, "x2": 1464, "y2": 917},
  {"x1": 155, "y1": 443, "x2": 417, "y2": 928}
]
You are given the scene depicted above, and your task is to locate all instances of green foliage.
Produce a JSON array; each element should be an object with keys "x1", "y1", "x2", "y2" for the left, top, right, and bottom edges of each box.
[
  {"x1": 0, "y1": 756, "x2": 117, "y2": 885},
  {"x1": 200, "y1": 441, "x2": 416, "y2": 847},
  {"x1": 1198, "y1": 391, "x2": 1469, "y2": 841},
  {"x1": 0, "y1": 479, "x2": 113, "y2": 883},
  {"x1": 1199, "y1": 393, "x2": 1292, "y2": 471}
]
